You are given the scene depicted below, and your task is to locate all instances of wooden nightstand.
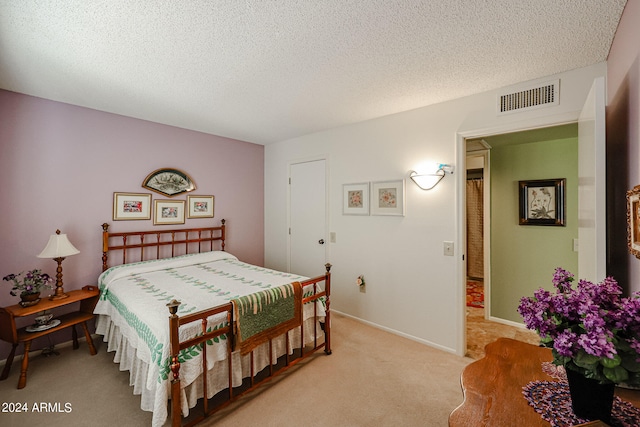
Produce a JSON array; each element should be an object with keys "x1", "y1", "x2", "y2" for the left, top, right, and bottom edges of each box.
[{"x1": 0, "y1": 285, "x2": 99, "y2": 389}]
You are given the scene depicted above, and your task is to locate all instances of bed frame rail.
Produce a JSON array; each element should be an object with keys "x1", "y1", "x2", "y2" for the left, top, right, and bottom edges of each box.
[
  {"x1": 101, "y1": 219, "x2": 226, "y2": 271},
  {"x1": 166, "y1": 263, "x2": 332, "y2": 427}
]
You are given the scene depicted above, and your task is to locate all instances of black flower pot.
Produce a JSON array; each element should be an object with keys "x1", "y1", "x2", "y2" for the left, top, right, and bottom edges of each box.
[{"x1": 566, "y1": 367, "x2": 615, "y2": 423}]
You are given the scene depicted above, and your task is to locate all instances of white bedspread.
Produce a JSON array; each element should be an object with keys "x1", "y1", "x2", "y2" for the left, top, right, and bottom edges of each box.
[{"x1": 94, "y1": 251, "x2": 324, "y2": 426}]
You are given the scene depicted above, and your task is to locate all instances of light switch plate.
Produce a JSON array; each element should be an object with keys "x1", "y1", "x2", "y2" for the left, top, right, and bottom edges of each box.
[{"x1": 444, "y1": 241, "x2": 454, "y2": 256}]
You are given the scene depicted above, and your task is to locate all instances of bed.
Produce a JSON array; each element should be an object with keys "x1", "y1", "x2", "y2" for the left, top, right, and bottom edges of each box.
[{"x1": 95, "y1": 220, "x2": 332, "y2": 427}]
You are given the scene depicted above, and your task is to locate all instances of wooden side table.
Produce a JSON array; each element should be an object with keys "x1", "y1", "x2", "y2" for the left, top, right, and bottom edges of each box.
[
  {"x1": 0, "y1": 285, "x2": 99, "y2": 389},
  {"x1": 449, "y1": 338, "x2": 640, "y2": 426}
]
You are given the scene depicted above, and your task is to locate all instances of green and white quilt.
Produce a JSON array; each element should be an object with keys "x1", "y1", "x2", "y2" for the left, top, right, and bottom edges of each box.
[{"x1": 94, "y1": 251, "x2": 324, "y2": 427}]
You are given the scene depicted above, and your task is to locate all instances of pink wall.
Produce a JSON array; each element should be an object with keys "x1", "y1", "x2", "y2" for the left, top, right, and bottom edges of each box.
[
  {"x1": 0, "y1": 90, "x2": 264, "y2": 354},
  {"x1": 607, "y1": 0, "x2": 640, "y2": 293}
]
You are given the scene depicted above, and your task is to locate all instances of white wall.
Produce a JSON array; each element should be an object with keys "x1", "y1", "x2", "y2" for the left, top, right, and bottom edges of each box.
[{"x1": 265, "y1": 62, "x2": 606, "y2": 355}]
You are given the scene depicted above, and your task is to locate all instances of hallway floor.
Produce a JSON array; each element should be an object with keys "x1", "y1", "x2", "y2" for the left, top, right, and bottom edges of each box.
[{"x1": 465, "y1": 306, "x2": 540, "y2": 359}]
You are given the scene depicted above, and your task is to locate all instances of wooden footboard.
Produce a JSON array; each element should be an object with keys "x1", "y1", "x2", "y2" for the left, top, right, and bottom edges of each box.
[{"x1": 166, "y1": 264, "x2": 332, "y2": 427}]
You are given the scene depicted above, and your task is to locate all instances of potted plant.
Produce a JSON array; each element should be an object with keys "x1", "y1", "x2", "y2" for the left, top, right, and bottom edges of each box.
[
  {"x1": 3, "y1": 269, "x2": 54, "y2": 307},
  {"x1": 517, "y1": 268, "x2": 640, "y2": 422}
]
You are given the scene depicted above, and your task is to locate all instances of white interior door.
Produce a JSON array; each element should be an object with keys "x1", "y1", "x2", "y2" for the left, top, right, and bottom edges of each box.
[
  {"x1": 578, "y1": 77, "x2": 607, "y2": 281},
  {"x1": 289, "y1": 159, "x2": 327, "y2": 276}
]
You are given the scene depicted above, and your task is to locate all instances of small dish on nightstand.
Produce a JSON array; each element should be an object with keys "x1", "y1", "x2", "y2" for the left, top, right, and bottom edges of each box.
[{"x1": 25, "y1": 319, "x2": 60, "y2": 333}]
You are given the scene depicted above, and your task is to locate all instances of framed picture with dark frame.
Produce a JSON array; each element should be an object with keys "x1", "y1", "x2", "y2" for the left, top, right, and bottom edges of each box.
[
  {"x1": 627, "y1": 185, "x2": 640, "y2": 259},
  {"x1": 142, "y1": 168, "x2": 196, "y2": 197},
  {"x1": 518, "y1": 178, "x2": 566, "y2": 226}
]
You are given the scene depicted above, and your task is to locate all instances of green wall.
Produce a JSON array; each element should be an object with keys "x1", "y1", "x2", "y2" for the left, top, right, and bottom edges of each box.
[{"x1": 489, "y1": 130, "x2": 578, "y2": 323}]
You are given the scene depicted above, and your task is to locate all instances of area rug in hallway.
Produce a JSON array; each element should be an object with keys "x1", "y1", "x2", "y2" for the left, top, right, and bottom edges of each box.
[{"x1": 466, "y1": 280, "x2": 484, "y2": 308}]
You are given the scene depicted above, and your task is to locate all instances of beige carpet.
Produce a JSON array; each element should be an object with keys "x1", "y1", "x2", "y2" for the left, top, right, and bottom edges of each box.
[{"x1": 0, "y1": 313, "x2": 472, "y2": 427}]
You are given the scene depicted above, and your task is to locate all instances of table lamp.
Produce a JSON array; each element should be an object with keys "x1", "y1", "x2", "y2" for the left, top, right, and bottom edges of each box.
[{"x1": 37, "y1": 229, "x2": 80, "y2": 300}]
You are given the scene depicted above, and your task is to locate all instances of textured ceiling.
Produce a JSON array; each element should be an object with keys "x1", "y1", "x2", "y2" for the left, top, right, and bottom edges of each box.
[{"x1": 0, "y1": 1, "x2": 627, "y2": 144}]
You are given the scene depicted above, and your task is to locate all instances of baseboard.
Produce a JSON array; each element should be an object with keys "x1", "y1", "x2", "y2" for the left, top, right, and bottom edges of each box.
[
  {"x1": 486, "y1": 314, "x2": 528, "y2": 329},
  {"x1": 331, "y1": 309, "x2": 457, "y2": 355},
  {"x1": 0, "y1": 334, "x2": 101, "y2": 367}
]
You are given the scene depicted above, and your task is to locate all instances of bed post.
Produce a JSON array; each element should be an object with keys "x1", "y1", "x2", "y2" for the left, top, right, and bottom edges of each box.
[
  {"x1": 102, "y1": 223, "x2": 110, "y2": 272},
  {"x1": 324, "y1": 263, "x2": 332, "y2": 355},
  {"x1": 220, "y1": 219, "x2": 226, "y2": 251},
  {"x1": 167, "y1": 299, "x2": 182, "y2": 427}
]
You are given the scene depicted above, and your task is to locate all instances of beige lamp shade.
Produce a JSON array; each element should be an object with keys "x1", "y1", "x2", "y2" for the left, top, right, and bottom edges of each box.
[
  {"x1": 37, "y1": 230, "x2": 80, "y2": 259},
  {"x1": 37, "y1": 229, "x2": 79, "y2": 300}
]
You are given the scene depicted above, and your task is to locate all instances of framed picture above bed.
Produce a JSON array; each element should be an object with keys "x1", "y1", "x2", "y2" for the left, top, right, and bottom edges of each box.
[
  {"x1": 342, "y1": 183, "x2": 369, "y2": 215},
  {"x1": 187, "y1": 195, "x2": 215, "y2": 218},
  {"x1": 518, "y1": 178, "x2": 565, "y2": 226},
  {"x1": 142, "y1": 168, "x2": 196, "y2": 197},
  {"x1": 113, "y1": 192, "x2": 152, "y2": 220},
  {"x1": 154, "y1": 199, "x2": 185, "y2": 225},
  {"x1": 370, "y1": 179, "x2": 405, "y2": 216}
]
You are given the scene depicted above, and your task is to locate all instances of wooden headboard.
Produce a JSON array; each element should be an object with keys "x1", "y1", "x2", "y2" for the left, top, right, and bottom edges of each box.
[{"x1": 101, "y1": 219, "x2": 226, "y2": 271}]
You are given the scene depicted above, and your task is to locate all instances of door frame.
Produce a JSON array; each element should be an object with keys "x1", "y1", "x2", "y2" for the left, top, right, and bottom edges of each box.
[
  {"x1": 577, "y1": 77, "x2": 607, "y2": 282},
  {"x1": 286, "y1": 155, "x2": 330, "y2": 273},
  {"x1": 455, "y1": 114, "x2": 580, "y2": 356}
]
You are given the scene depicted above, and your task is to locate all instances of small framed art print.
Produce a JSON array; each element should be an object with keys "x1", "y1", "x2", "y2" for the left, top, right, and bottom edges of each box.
[
  {"x1": 518, "y1": 178, "x2": 565, "y2": 226},
  {"x1": 343, "y1": 183, "x2": 369, "y2": 215},
  {"x1": 113, "y1": 192, "x2": 152, "y2": 220},
  {"x1": 154, "y1": 200, "x2": 185, "y2": 225},
  {"x1": 187, "y1": 195, "x2": 215, "y2": 218},
  {"x1": 371, "y1": 179, "x2": 405, "y2": 216}
]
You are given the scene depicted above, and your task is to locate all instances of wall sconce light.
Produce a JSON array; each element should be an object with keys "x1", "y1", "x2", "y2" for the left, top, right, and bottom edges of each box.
[
  {"x1": 409, "y1": 164, "x2": 454, "y2": 190},
  {"x1": 37, "y1": 229, "x2": 80, "y2": 300}
]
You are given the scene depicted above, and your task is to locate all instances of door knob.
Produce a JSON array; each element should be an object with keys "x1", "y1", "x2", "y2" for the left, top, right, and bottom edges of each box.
[{"x1": 318, "y1": 239, "x2": 325, "y2": 245}]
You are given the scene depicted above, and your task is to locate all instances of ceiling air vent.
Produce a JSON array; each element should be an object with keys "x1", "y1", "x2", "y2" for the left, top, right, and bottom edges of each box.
[{"x1": 498, "y1": 80, "x2": 559, "y2": 115}]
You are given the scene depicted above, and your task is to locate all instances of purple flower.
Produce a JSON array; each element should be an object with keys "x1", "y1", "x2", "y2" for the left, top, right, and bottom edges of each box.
[
  {"x1": 3, "y1": 269, "x2": 54, "y2": 296},
  {"x1": 577, "y1": 328, "x2": 615, "y2": 359},
  {"x1": 554, "y1": 330, "x2": 577, "y2": 357},
  {"x1": 582, "y1": 308, "x2": 605, "y2": 331},
  {"x1": 552, "y1": 267, "x2": 574, "y2": 290},
  {"x1": 517, "y1": 290, "x2": 557, "y2": 336},
  {"x1": 517, "y1": 268, "x2": 640, "y2": 385}
]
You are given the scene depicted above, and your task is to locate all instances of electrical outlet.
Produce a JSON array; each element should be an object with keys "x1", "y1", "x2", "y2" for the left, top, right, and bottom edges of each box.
[
  {"x1": 573, "y1": 238, "x2": 579, "y2": 252},
  {"x1": 330, "y1": 232, "x2": 336, "y2": 243},
  {"x1": 443, "y1": 241, "x2": 454, "y2": 256}
]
